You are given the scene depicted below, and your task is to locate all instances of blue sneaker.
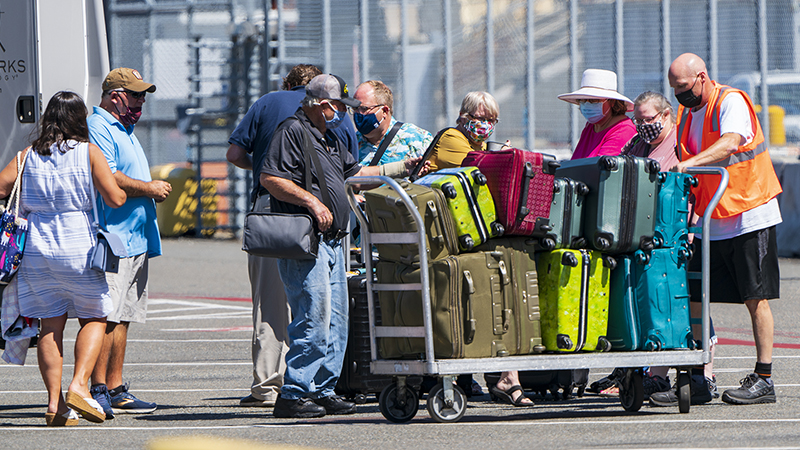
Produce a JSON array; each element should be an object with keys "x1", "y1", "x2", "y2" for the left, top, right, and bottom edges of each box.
[
  {"x1": 109, "y1": 382, "x2": 157, "y2": 414},
  {"x1": 90, "y1": 384, "x2": 115, "y2": 419}
]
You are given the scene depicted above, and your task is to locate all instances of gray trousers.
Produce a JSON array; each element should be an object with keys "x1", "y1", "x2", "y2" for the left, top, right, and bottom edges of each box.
[{"x1": 246, "y1": 195, "x2": 290, "y2": 401}]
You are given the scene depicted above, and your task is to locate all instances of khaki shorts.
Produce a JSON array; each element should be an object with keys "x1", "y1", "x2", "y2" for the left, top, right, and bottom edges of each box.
[{"x1": 105, "y1": 253, "x2": 149, "y2": 324}]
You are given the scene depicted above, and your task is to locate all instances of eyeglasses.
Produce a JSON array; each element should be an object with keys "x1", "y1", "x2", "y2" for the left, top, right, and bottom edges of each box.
[
  {"x1": 319, "y1": 100, "x2": 341, "y2": 112},
  {"x1": 632, "y1": 112, "x2": 663, "y2": 126},
  {"x1": 576, "y1": 99, "x2": 605, "y2": 104},
  {"x1": 116, "y1": 89, "x2": 146, "y2": 99},
  {"x1": 467, "y1": 113, "x2": 499, "y2": 124},
  {"x1": 353, "y1": 104, "x2": 384, "y2": 114}
]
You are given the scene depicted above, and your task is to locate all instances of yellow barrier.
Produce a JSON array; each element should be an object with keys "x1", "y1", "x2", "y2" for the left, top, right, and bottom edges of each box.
[
  {"x1": 753, "y1": 104, "x2": 786, "y2": 146},
  {"x1": 150, "y1": 164, "x2": 218, "y2": 237}
]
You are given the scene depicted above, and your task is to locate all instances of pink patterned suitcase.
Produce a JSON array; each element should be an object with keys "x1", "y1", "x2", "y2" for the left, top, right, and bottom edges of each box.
[{"x1": 462, "y1": 149, "x2": 559, "y2": 238}]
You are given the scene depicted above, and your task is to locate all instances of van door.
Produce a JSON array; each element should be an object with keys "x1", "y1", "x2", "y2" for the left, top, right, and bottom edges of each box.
[{"x1": 0, "y1": 0, "x2": 39, "y2": 164}]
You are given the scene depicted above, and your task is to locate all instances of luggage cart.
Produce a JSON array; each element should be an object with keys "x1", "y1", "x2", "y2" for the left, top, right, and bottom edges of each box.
[{"x1": 345, "y1": 167, "x2": 727, "y2": 423}]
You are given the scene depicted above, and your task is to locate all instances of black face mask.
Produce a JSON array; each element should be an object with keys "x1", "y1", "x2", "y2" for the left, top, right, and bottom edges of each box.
[{"x1": 676, "y1": 76, "x2": 702, "y2": 108}]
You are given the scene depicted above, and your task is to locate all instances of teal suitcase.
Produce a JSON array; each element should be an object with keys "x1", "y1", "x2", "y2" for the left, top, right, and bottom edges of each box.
[{"x1": 654, "y1": 172, "x2": 696, "y2": 248}]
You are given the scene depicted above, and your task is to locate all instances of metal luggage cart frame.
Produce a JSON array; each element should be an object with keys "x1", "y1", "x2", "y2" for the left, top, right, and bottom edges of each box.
[{"x1": 345, "y1": 167, "x2": 727, "y2": 423}]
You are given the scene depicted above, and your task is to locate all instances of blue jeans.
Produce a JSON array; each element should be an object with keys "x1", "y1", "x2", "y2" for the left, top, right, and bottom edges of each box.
[{"x1": 277, "y1": 239, "x2": 348, "y2": 400}]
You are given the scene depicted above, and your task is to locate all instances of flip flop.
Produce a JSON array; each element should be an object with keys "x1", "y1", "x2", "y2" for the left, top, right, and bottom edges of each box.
[
  {"x1": 489, "y1": 385, "x2": 534, "y2": 407},
  {"x1": 45, "y1": 409, "x2": 79, "y2": 426},
  {"x1": 65, "y1": 390, "x2": 105, "y2": 423}
]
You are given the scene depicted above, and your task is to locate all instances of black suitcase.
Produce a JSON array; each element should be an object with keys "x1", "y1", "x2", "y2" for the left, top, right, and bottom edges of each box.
[
  {"x1": 335, "y1": 274, "x2": 420, "y2": 403},
  {"x1": 483, "y1": 369, "x2": 589, "y2": 400}
]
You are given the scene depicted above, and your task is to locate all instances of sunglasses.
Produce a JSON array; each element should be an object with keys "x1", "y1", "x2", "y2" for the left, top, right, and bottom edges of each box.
[{"x1": 116, "y1": 89, "x2": 146, "y2": 99}]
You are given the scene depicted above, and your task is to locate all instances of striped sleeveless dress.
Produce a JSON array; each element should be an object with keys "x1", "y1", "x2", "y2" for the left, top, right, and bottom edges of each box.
[{"x1": 14, "y1": 141, "x2": 113, "y2": 319}]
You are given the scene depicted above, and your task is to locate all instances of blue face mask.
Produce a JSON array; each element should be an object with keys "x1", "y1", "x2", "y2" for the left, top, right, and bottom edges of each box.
[
  {"x1": 354, "y1": 112, "x2": 383, "y2": 135},
  {"x1": 325, "y1": 108, "x2": 346, "y2": 129},
  {"x1": 579, "y1": 101, "x2": 606, "y2": 124}
]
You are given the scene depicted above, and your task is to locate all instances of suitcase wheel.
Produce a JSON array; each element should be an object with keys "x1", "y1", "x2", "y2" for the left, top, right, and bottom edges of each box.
[
  {"x1": 472, "y1": 171, "x2": 488, "y2": 186},
  {"x1": 353, "y1": 393, "x2": 367, "y2": 404},
  {"x1": 576, "y1": 182, "x2": 589, "y2": 196},
  {"x1": 561, "y1": 252, "x2": 579, "y2": 267},
  {"x1": 553, "y1": 183, "x2": 561, "y2": 194},
  {"x1": 640, "y1": 237, "x2": 655, "y2": 252},
  {"x1": 646, "y1": 159, "x2": 661, "y2": 174},
  {"x1": 599, "y1": 156, "x2": 618, "y2": 171},
  {"x1": 657, "y1": 172, "x2": 667, "y2": 183},
  {"x1": 572, "y1": 237, "x2": 587, "y2": 249},
  {"x1": 602, "y1": 256, "x2": 617, "y2": 271},
  {"x1": 645, "y1": 338, "x2": 663, "y2": 352},
  {"x1": 595, "y1": 236, "x2": 611, "y2": 251},
  {"x1": 556, "y1": 334, "x2": 573, "y2": 350},
  {"x1": 491, "y1": 222, "x2": 505, "y2": 237},
  {"x1": 634, "y1": 250, "x2": 650, "y2": 265},
  {"x1": 689, "y1": 176, "x2": 699, "y2": 187},
  {"x1": 459, "y1": 235, "x2": 475, "y2": 251},
  {"x1": 540, "y1": 237, "x2": 556, "y2": 252},
  {"x1": 652, "y1": 236, "x2": 664, "y2": 248},
  {"x1": 679, "y1": 247, "x2": 693, "y2": 261},
  {"x1": 597, "y1": 336, "x2": 612, "y2": 352},
  {"x1": 442, "y1": 183, "x2": 458, "y2": 199}
]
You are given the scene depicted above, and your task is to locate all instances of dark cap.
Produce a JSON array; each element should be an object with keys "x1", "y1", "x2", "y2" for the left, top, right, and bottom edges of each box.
[{"x1": 306, "y1": 74, "x2": 360, "y2": 108}]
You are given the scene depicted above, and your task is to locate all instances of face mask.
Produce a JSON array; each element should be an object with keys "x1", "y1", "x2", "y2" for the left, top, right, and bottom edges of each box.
[
  {"x1": 676, "y1": 76, "x2": 703, "y2": 108},
  {"x1": 325, "y1": 108, "x2": 346, "y2": 129},
  {"x1": 636, "y1": 119, "x2": 664, "y2": 144},
  {"x1": 113, "y1": 93, "x2": 142, "y2": 126},
  {"x1": 465, "y1": 119, "x2": 495, "y2": 143},
  {"x1": 579, "y1": 102, "x2": 606, "y2": 124},
  {"x1": 354, "y1": 112, "x2": 383, "y2": 135}
]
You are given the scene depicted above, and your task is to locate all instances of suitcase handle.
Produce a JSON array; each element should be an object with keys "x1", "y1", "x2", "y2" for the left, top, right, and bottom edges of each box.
[
  {"x1": 425, "y1": 200, "x2": 445, "y2": 245},
  {"x1": 516, "y1": 162, "x2": 534, "y2": 222},
  {"x1": 463, "y1": 271, "x2": 476, "y2": 345},
  {"x1": 498, "y1": 260, "x2": 511, "y2": 332}
]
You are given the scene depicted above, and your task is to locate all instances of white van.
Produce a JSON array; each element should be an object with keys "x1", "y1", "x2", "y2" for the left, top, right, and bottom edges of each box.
[
  {"x1": 725, "y1": 71, "x2": 800, "y2": 142},
  {"x1": 0, "y1": 0, "x2": 108, "y2": 165}
]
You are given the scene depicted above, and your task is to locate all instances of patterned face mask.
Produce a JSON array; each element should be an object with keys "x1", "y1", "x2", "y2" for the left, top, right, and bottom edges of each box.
[
  {"x1": 636, "y1": 119, "x2": 664, "y2": 143},
  {"x1": 465, "y1": 118, "x2": 495, "y2": 143}
]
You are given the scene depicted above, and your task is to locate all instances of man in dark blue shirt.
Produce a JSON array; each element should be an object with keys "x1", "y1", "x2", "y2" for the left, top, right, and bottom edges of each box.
[{"x1": 226, "y1": 64, "x2": 357, "y2": 409}]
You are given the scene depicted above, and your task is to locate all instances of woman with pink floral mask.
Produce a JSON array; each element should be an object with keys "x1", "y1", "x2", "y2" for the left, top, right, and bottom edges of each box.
[
  {"x1": 426, "y1": 91, "x2": 500, "y2": 172},
  {"x1": 558, "y1": 69, "x2": 636, "y2": 160}
]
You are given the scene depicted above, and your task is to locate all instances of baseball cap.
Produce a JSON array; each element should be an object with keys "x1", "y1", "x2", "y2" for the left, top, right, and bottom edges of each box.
[
  {"x1": 306, "y1": 74, "x2": 360, "y2": 108},
  {"x1": 102, "y1": 68, "x2": 157, "y2": 93}
]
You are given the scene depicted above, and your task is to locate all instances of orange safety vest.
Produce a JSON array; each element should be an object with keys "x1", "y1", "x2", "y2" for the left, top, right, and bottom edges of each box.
[{"x1": 676, "y1": 82, "x2": 782, "y2": 219}]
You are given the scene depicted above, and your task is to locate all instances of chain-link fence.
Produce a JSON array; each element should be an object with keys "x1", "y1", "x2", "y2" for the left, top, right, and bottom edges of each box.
[{"x1": 106, "y1": 0, "x2": 800, "y2": 233}]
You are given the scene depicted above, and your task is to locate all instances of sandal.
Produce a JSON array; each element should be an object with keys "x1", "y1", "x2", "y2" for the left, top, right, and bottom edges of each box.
[
  {"x1": 489, "y1": 385, "x2": 534, "y2": 407},
  {"x1": 45, "y1": 409, "x2": 79, "y2": 426},
  {"x1": 65, "y1": 390, "x2": 105, "y2": 423}
]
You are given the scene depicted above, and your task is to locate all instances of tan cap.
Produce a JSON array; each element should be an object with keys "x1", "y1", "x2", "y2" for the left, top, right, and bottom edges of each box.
[{"x1": 102, "y1": 68, "x2": 156, "y2": 93}]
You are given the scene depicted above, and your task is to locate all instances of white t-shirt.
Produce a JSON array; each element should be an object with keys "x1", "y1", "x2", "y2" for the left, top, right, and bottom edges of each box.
[{"x1": 687, "y1": 92, "x2": 782, "y2": 240}]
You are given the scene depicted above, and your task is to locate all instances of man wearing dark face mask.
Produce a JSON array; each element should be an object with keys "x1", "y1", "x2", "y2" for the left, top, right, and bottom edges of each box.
[
  {"x1": 352, "y1": 80, "x2": 433, "y2": 167},
  {"x1": 87, "y1": 68, "x2": 171, "y2": 418},
  {"x1": 663, "y1": 53, "x2": 783, "y2": 407}
]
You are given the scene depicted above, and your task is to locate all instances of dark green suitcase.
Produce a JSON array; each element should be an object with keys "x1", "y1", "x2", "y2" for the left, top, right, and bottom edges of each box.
[
  {"x1": 376, "y1": 250, "x2": 530, "y2": 359},
  {"x1": 364, "y1": 181, "x2": 459, "y2": 265}
]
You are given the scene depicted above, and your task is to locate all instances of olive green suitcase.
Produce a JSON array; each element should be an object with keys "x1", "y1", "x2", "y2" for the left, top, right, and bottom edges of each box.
[
  {"x1": 476, "y1": 237, "x2": 546, "y2": 355},
  {"x1": 364, "y1": 181, "x2": 459, "y2": 265},
  {"x1": 537, "y1": 249, "x2": 614, "y2": 352},
  {"x1": 376, "y1": 250, "x2": 530, "y2": 359}
]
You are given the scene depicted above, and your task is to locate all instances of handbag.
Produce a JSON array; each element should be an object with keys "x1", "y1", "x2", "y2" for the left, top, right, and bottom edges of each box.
[
  {"x1": 0, "y1": 150, "x2": 30, "y2": 284},
  {"x1": 86, "y1": 145, "x2": 128, "y2": 273},
  {"x1": 242, "y1": 122, "x2": 332, "y2": 259}
]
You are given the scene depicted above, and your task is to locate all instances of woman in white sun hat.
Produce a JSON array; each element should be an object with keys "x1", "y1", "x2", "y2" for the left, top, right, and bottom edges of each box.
[{"x1": 559, "y1": 68, "x2": 636, "y2": 160}]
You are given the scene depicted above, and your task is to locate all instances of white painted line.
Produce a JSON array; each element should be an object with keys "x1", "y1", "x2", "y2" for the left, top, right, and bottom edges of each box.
[
  {"x1": 158, "y1": 327, "x2": 252, "y2": 332},
  {"x1": 62, "y1": 339, "x2": 251, "y2": 343},
  {"x1": 147, "y1": 312, "x2": 251, "y2": 321},
  {"x1": 0, "y1": 388, "x2": 249, "y2": 394}
]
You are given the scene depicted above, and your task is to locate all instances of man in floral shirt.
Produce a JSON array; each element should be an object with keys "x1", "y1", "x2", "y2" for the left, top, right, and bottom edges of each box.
[{"x1": 353, "y1": 80, "x2": 433, "y2": 166}]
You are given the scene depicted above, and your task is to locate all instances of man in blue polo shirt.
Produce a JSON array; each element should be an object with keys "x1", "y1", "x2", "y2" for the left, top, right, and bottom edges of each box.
[
  {"x1": 226, "y1": 64, "x2": 358, "y2": 408},
  {"x1": 87, "y1": 68, "x2": 171, "y2": 419}
]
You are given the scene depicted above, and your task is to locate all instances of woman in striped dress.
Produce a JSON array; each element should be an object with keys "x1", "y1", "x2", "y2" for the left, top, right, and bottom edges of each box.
[{"x1": 0, "y1": 91, "x2": 126, "y2": 426}]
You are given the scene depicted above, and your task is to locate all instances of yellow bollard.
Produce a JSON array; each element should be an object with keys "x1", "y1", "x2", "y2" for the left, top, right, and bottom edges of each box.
[
  {"x1": 150, "y1": 164, "x2": 218, "y2": 237},
  {"x1": 754, "y1": 104, "x2": 786, "y2": 146}
]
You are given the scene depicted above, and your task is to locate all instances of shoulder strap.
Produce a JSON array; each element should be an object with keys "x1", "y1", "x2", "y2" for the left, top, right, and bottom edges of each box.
[
  {"x1": 7, "y1": 149, "x2": 30, "y2": 218},
  {"x1": 86, "y1": 143, "x2": 103, "y2": 228},
  {"x1": 409, "y1": 127, "x2": 453, "y2": 182},
  {"x1": 368, "y1": 121, "x2": 404, "y2": 166},
  {"x1": 300, "y1": 126, "x2": 332, "y2": 211}
]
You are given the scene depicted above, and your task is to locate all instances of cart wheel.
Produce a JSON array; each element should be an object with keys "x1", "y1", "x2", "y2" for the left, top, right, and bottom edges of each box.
[
  {"x1": 619, "y1": 368, "x2": 644, "y2": 412},
  {"x1": 677, "y1": 371, "x2": 691, "y2": 414},
  {"x1": 378, "y1": 383, "x2": 419, "y2": 423},
  {"x1": 426, "y1": 383, "x2": 467, "y2": 423}
]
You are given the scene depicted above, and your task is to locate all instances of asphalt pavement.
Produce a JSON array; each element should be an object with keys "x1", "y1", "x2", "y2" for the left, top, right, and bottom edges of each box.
[{"x1": 2, "y1": 237, "x2": 800, "y2": 450}]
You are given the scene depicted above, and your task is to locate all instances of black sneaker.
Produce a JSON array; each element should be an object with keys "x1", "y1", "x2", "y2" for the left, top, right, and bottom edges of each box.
[
  {"x1": 642, "y1": 374, "x2": 671, "y2": 400},
  {"x1": 649, "y1": 375, "x2": 713, "y2": 407},
  {"x1": 273, "y1": 396, "x2": 326, "y2": 418},
  {"x1": 721, "y1": 373, "x2": 776, "y2": 405},
  {"x1": 313, "y1": 395, "x2": 356, "y2": 415}
]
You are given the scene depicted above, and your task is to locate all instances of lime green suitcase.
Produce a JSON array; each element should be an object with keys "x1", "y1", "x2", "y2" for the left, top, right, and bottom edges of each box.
[
  {"x1": 537, "y1": 249, "x2": 614, "y2": 352},
  {"x1": 414, "y1": 167, "x2": 504, "y2": 251}
]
